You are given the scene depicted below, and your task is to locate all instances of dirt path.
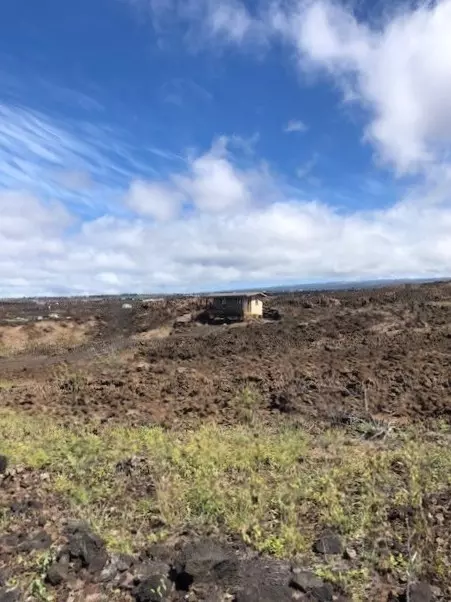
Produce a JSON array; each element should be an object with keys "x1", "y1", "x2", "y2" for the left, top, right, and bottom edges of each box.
[
  {"x1": 0, "y1": 324, "x2": 177, "y2": 374},
  {"x1": 0, "y1": 337, "x2": 131, "y2": 373}
]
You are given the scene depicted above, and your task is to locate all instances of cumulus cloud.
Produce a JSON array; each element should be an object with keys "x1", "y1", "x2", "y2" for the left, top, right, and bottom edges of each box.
[
  {"x1": 1, "y1": 166, "x2": 451, "y2": 297},
  {"x1": 125, "y1": 138, "x2": 275, "y2": 219},
  {"x1": 0, "y1": 192, "x2": 71, "y2": 241},
  {"x1": 174, "y1": 141, "x2": 252, "y2": 213},
  {"x1": 0, "y1": 191, "x2": 70, "y2": 295},
  {"x1": 1, "y1": 110, "x2": 450, "y2": 295},
  {"x1": 272, "y1": 0, "x2": 451, "y2": 174},
  {"x1": 126, "y1": 180, "x2": 184, "y2": 220}
]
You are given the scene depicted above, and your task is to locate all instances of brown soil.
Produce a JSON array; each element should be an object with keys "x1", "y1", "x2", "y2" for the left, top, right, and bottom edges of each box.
[
  {"x1": 0, "y1": 282, "x2": 449, "y2": 427},
  {"x1": 0, "y1": 319, "x2": 97, "y2": 356},
  {"x1": 0, "y1": 282, "x2": 450, "y2": 602}
]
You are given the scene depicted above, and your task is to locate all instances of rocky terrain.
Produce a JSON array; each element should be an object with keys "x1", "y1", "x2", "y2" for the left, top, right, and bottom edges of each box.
[
  {"x1": 0, "y1": 281, "x2": 450, "y2": 601},
  {"x1": 0, "y1": 282, "x2": 450, "y2": 428}
]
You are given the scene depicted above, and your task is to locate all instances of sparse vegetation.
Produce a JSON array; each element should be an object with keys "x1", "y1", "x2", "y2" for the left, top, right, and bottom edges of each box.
[{"x1": 1, "y1": 411, "x2": 451, "y2": 599}]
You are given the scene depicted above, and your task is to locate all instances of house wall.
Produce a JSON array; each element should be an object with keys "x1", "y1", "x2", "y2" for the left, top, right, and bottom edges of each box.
[
  {"x1": 248, "y1": 298, "x2": 263, "y2": 317},
  {"x1": 211, "y1": 296, "x2": 263, "y2": 319},
  {"x1": 211, "y1": 296, "x2": 244, "y2": 318}
]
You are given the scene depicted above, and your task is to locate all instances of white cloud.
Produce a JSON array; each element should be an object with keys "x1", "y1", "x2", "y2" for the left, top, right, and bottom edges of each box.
[
  {"x1": 0, "y1": 162, "x2": 451, "y2": 296},
  {"x1": 0, "y1": 100, "x2": 449, "y2": 295},
  {"x1": 0, "y1": 103, "x2": 109, "y2": 211},
  {"x1": 125, "y1": 137, "x2": 275, "y2": 218},
  {"x1": 175, "y1": 141, "x2": 251, "y2": 212},
  {"x1": 284, "y1": 119, "x2": 307, "y2": 133},
  {"x1": 0, "y1": 191, "x2": 71, "y2": 241},
  {"x1": 126, "y1": 180, "x2": 184, "y2": 220},
  {"x1": 57, "y1": 170, "x2": 93, "y2": 190},
  {"x1": 140, "y1": 0, "x2": 267, "y2": 48},
  {"x1": 195, "y1": 0, "x2": 255, "y2": 43},
  {"x1": 0, "y1": 101, "x2": 167, "y2": 215},
  {"x1": 272, "y1": 0, "x2": 451, "y2": 174},
  {"x1": 0, "y1": 191, "x2": 70, "y2": 295}
]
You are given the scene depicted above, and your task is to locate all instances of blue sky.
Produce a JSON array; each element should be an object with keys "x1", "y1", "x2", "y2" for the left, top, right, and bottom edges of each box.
[{"x1": 0, "y1": 0, "x2": 450, "y2": 295}]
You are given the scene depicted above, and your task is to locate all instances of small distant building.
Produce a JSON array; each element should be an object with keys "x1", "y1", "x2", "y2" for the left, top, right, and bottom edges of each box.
[{"x1": 208, "y1": 292, "x2": 266, "y2": 321}]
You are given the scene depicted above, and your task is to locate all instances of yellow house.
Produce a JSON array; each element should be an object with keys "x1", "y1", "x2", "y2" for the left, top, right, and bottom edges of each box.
[{"x1": 209, "y1": 292, "x2": 265, "y2": 320}]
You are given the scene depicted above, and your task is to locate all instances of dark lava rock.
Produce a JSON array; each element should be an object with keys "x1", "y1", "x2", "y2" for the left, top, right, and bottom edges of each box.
[
  {"x1": 100, "y1": 559, "x2": 120, "y2": 583},
  {"x1": 264, "y1": 308, "x2": 282, "y2": 321},
  {"x1": 133, "y1": 574, "x2": 171, "y2": 602},
  {"x1": 399, "y1": 582, "x2": 432, "y2": 602},
  {"x1": 235, "y1": 583, "x2": 293, "y2": 602},
  {"x1": 184, "y1": 583, "x2": 225, "y2": 601},
  {"x1": 0, "y1": 589, "x2": 20, "y2": 602},
  {"x1": 270, "y1": 392, "x2": 296, "y2": 414},
  {"x1": 100, "y1": 553, "x2": 135, "y2": 583},
  {"x1": 290, "y1": 569, "x2": 325, "y2": 592},
  {"x1": 0, "y1": 456, "x2": 8, "y2": 475},
  {"x1": 141, "y1": 544, "x2": 173, "y2": 564},
  {"x1": 115, "y1": 456, "x2": 147, "y2": 475},
  {"x1": 289, "y1": 570, "x2": 338, "y2": 602},
  {"x1": 310, "y1": 583, "x2": 334, "y2": 602},
  {"x1": 107, "y1": 553, "x2": 134, "y2": 574},
  {"x1": 17, "y1": 530, "x2": 51, "y2": 552},
  {"x1": 133, "y1": 560, "x2": 170, "y2": 583},
  {"x1": 66, "y1": 523, "x2": 108, "y2": 573},
  {"x1": 117, "y1": 554, "x2": 134, "y2": 572},
  {"x1": 117, "y1": 571, "x2": 135, "y2": 591},
  {"x1": 46, "y1": 561, "x2": 69, "y2": 586},
  {"x1": 235, "y1": 557, "x2": 292, "y2": 602},
  {"x1": 0, "y1": 534, "x2": 23, "y2": 550},
  {"x1": 175, "y1": 539, "x2": 238, "y2": 585},
  {"x1": 10, "y1": 499, "x2": 42, "y2": 515},
  {"x1": 313, "y1": 531, "x2": 343, "y2": 555},
  {"x1": 0, "y1": 531, "x2": 51, "y2": 553}
]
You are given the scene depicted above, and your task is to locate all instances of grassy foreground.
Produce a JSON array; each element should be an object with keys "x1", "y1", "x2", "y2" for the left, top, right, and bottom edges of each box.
[{"x1": 1, "y1": 411, "x2": 451, "y2": 599}]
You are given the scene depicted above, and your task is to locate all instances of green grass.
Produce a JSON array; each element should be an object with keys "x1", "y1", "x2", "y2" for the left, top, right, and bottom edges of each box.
[{"x1": 1, "y1": 410, "x2": 451, "y2": 599}]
